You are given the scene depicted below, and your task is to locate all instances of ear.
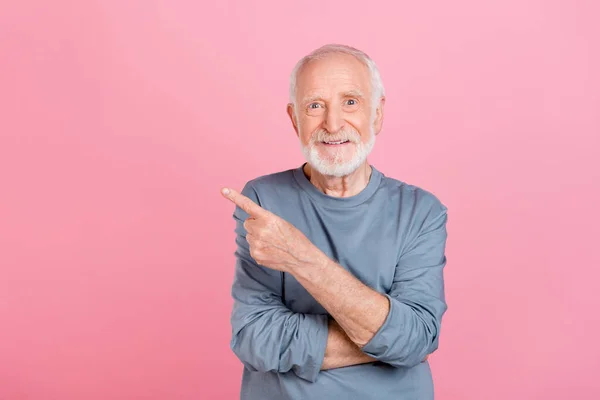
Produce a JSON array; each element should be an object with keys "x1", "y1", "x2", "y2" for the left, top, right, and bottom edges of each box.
[
  {"x1": 287, "y1": 103, "x2": 299, "y2": 137},
  {"x1": 372, "y1": 96, "x2": 386, "y2": 135}
]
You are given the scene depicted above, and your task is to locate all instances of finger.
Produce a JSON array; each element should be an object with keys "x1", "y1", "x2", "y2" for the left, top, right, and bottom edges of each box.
[
  {"x1": 221, "y1": 187, "x2": 268, "y2": 218},
  {"x1": 243, "y1": 218, "x2": 256, "y2": 234}
]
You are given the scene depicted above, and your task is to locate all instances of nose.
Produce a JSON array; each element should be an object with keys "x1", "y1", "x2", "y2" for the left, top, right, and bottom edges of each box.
[{"x1": 323, "y1": 106, "x2": 344, "y2": 134}]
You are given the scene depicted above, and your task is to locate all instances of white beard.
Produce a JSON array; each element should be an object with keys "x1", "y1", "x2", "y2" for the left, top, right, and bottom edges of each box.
[{"x1": 300, "y1": 126, "x2": 376, "y2": 178}]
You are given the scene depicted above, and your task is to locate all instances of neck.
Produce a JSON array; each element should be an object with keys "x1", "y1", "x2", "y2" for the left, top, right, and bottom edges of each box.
[{"x1": 303, "y1": 161, "x2": 373, "y2": 198}]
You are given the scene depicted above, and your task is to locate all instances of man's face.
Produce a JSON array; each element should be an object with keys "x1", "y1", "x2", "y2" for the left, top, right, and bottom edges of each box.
[{"x1": 288, "y1": 53, "x2": 384, "y2": 177}]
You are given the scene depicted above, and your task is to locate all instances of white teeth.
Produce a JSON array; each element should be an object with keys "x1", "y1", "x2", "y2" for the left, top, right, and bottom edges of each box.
[{"x1": 324, "y1": 140, "x2": 348, "y2": 144}]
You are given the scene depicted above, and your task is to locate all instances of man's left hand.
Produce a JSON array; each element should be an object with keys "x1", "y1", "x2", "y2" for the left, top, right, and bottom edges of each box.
[{"x1": 221, "y1": 187, "x2": 325, "y2": 273}]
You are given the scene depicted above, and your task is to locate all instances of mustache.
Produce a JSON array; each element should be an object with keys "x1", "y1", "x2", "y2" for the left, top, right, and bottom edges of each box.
[{"x1": 311, "y1": 128, "x2": 361, "y2": 143}]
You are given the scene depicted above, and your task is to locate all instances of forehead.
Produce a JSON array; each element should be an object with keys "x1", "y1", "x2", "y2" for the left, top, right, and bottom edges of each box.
[{"x1": 296, "y1": 53, "x2": 371, "y2": 101}]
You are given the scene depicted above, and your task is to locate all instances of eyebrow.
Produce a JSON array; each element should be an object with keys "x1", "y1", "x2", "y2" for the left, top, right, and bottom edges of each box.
[
  {"x1": 301, "y1": 89, "x2": 365, "y2": 105},
  {"x1": 343, "y1": 89, "x2": 365, "y2": 99},
  {"x1": 301, "y1": 94, "x2": 325, "y2": 104}
]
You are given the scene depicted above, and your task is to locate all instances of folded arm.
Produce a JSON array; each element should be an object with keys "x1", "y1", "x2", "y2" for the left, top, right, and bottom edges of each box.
[
  {"x1": 322, "y1": 319, "x2": 429, "y2": 370},
  {"x1": 321, "y1": 318, "x2": 376, "y2": 370},
  {"x1": 230, "y1": 184, "x2": 329, "y2": 383},
  {"x1": 292, "y1": 195, "x2": 449, "y2": 368},
  {"x1": 230, "y1": 183, "x2": 446, "y2": 380},
  {"x1": 360, "y1": 200, "x2": 448, "y2": 367}
]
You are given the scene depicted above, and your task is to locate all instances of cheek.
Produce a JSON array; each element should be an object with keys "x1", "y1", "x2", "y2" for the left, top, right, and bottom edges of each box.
[
  {"x1": 347, "y1": 116, "x2": 372, "y2": 140},
  {"x1": 298, "y1": 122, "x2": 320, "y2": 145},
  {"x1": 300, "y1": 131, "x2": 313, "y2": 146}
]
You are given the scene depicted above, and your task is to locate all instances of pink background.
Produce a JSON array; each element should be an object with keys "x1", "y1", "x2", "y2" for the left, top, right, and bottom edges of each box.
[{"x1": 1, "y1": 1, "x2": 599, "y2": 399}]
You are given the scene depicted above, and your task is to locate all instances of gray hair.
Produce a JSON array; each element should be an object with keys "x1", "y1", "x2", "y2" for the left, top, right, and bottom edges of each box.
[{"x1": 288, "y1": 44, "x2": 385, "y2": 113}]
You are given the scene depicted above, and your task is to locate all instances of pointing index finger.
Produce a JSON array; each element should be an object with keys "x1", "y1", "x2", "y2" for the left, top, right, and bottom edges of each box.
[{"x1": 221, "y1": 187, "x2": 268, "y2": 218}]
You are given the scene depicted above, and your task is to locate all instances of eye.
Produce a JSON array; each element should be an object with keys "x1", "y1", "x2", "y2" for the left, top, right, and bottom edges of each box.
[
  {"x1": 346, "y1": 99, "x2": 357, "y2": 106},
  {"x1": 308, "y1": 103, "x2": 322, "y2": 109}
]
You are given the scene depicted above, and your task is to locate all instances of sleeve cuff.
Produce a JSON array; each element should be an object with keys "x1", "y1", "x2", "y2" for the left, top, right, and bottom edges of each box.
[
  {"x1": 293, "y1": 313, "x2": 329, "y2": 383},
  {"x1": 360, "y1": 294, "x2": 397, "y2": 358}
]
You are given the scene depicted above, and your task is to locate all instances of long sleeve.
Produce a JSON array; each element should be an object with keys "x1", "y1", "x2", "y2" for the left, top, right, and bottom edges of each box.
[
  {"x1": 361, "y1": 196, "x2": 449, "y2": 368},
  {"x1": 229, "y1": 182, "x2": 329, "y2": 383}
]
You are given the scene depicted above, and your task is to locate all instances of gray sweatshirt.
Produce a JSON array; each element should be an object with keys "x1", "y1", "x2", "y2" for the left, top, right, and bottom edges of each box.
[{"x1": 229, "y1": 163, "x2": 448, "y2": 400}]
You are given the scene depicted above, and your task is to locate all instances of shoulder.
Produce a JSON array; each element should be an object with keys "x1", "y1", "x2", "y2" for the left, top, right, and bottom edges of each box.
[
  {"x1": 377, "y1": 173, "x2": 448, "y2": 256},
  {"x1": 377, "y1": 172, "x2": 448, "y2": 240},
  {"x1": 379, "y1": 172, "x2": 447, "y2": 215},
  {"x1": 240, "y1": 167, "x2": 297, "y2": 206}
]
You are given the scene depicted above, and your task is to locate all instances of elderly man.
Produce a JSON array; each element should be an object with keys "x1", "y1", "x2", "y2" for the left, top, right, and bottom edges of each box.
[{"x1": 221, "y1": 44, "x2": 448, "y2": 399}]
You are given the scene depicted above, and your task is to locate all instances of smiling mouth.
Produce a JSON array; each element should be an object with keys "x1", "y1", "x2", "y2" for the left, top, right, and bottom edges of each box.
[{"x1": 322, "y1": 140, "x2": 351, "y2": 146}]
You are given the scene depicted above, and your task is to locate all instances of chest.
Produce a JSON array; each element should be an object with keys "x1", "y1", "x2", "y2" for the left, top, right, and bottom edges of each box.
[{"x1": 279, "y1": 203, "x2": 402, "y2": 314}]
